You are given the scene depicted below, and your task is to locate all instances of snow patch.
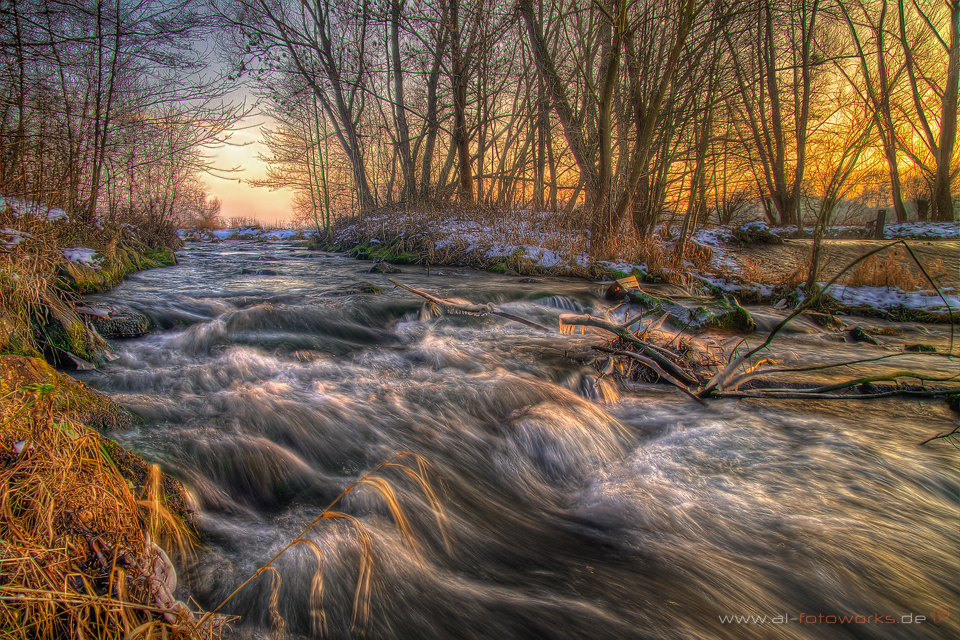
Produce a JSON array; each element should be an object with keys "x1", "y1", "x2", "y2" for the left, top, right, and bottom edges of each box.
[
  {"x1": 826, "y1": 285, "x2": 958, "y2": 313},
  {"x1": 883, "y1": 222, "x2": 958, "y2": 239},
  {"x1": 1, "y1": 197, "x2": 67, "y2": 222},
  {"x1": 62, "y1": 247, "x2": 103, "y2": 269},
  {"x1": 1, "y1": 227, "x2": 31, "y2": 249}
]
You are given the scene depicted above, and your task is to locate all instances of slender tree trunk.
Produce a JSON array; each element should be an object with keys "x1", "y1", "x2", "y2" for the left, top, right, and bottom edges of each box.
[
  {"x1": 934, "y1": 1, "x2": 959, "y2": 221},
  {"x1": 419, "y1": 21, "x2": 446, "y2": 200},
  {"x1": 391, "y1": 0, "x2": 416, "y2": 203},
  {"x1": 448, "y1": 0, "x2": 474, "y2": 203}
]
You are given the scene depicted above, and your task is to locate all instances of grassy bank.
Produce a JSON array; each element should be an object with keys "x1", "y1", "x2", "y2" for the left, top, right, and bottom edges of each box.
[
  {"x1": 0, "y1": 356, "x2": 221, "y2": 639},
  {"x1": 0, "y1": 204, "x2": 204, "y2": 637},
  {"x1": 304, "y1": 209, "x2": 958, "y2": 324},
  {"x1": 1, "y1": 203, "x2": 179, "y2": 366}
]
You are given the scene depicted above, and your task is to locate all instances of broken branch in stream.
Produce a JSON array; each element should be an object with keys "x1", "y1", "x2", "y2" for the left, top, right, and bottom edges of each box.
[
  {"x1": 558, "y1": 314, "x2": 699, "y2": 386},
  {"x1": 388, "y1": 274, "x2": 958, "y2": 417},
  {"x1": 593, "y1": 346, "x2": 706, "y2": 405},
  {"x1": 387, "y1": 279, "x2": 552, "y2": 332}
]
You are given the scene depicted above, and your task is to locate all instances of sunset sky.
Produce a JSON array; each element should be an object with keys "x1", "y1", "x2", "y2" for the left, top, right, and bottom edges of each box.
[{"x1": 202, "y1": 114, "x2": 296, "y2": 226}]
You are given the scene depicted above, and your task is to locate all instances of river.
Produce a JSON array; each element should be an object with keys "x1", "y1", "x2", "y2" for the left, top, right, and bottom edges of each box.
[{"x1": 79, "y1": 240, "x2": 958, "y2": 640}]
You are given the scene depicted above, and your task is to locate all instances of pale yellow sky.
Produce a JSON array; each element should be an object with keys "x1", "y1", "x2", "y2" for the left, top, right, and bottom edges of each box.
[{"x1": 202, "y1": 117, "x2": 296, "y2": 226}]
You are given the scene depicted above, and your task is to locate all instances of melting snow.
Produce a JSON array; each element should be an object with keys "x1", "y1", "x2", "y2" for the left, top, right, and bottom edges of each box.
[
  {"x1": 1, "y1": 197, "x2": 67, "y2": 222},
  {"x1": 826, "y1": 285, "x2": 959, "y2": 312},
  {"x1": 62, "y1": 247, "x2": 102, "y2": 269},
  {"x1": 1, "y1": 227, "x2": 31, "y2": 248}
]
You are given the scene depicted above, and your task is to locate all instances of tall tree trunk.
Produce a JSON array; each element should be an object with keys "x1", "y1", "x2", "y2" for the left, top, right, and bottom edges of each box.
[
  {"x1": 448, "y1": 0, "x2": 474, "y2": 203},
  {"x1": 419, "y1": 19, "x2": 446, "y2": 200},
  {"x1": 391, "y1": 0, "x2": 416, "y2": 203},
  {"x1": 934, "y1": 1, "x2": 959, "y2": 221}
]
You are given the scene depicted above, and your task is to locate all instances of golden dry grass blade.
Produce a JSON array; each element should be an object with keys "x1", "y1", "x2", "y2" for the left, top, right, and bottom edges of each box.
[
  {"x1": 293, "y1": 538, "x2": 327, "y2": 637},
  {"x1": 265, "y1": 567, "x2": 285, "y2": 638}
]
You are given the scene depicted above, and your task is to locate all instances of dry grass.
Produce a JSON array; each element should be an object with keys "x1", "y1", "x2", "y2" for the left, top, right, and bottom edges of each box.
[
  {"x1": 621, "y1": 235, "x2": 713, "y2": 286},
  {"x1": 0, "y1": 383, "x2": 222, "y2": 639},
  {"x1": 844, "y1": 247, "x2": 927, "y2": 290},
  {"x1": 0, "y1": 221, "x2": 104, "y2": 361},
  {"x1": 200, "y1": 452, "x2": 448, "y2": 637}
]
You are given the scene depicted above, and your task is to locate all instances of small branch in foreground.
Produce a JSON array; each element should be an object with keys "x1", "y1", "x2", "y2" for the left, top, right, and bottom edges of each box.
[{"x1": 919, "y1": 425, "x2": 960, "y2": 446}]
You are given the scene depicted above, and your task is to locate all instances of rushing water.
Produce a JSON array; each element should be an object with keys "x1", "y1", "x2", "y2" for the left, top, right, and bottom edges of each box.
[{"x1": 80, "y1": 240, "x2": 958, "y2": 640}]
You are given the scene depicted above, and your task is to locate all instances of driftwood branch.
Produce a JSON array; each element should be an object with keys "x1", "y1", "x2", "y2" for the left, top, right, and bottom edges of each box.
[
  {"x1": 560, "y1": 313, "x2": 699, "y2": 386},
  {"x1": 388, "y1": 279, "x2": 552, "y2": 332},
  {"x1": 594, "y1": 346, "x2": 706, "y2": 405}
]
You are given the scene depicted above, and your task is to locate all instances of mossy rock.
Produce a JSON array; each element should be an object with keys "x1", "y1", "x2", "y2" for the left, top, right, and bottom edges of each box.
[
  {"x1": 488, "y1": 262, "x2": 515, "y2": 275},
  {"x1": 0, "y1": 356, "x2": 132, "y2": 431},
  {"x1": 142, "y1": 247, "x2": 177, "y2": 267},
  {"x1": 624, "y1": 288, "x2": 756, "y2": 332},
  {"x1": 87, "y1": 306, "x2": 151, "y2": 338}
]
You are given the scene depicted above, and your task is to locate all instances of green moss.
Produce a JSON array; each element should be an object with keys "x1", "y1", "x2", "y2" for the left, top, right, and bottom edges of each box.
[
  {"x1": 348, "y1": 242, "x2": 373, "y2": 259},
  {"x1": 488, "y1": 262, "x2": 513, "y2": 274},
  {"x1": 142, "y1": 246, "x2": 177, "y2": 267},
  {"x1": 719, "y1": 300, "x2": 756, "y2": 332},
  {"x1": 606, "y1": 268, "x2": 631, "y2": 280},
  {"x1": 389, "y1": 251, "x2": 419, "y2": 264}
]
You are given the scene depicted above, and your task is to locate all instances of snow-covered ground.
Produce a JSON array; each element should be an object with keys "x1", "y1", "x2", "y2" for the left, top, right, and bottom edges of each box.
[
  {"x1": 0, "y1": 197, "x2": 67, "y2": 222},
  {"x1": 1, "y1": 227, "x2": 31, "y2": 249},
  {"x1": 826, "y1": 285, "x2": 959, "y2": 313},
  {"x1": 178, "y1": 227, "x2": 305, "y2": 241},
  {"x1": 62, "y1": 247, "x2": 102, "y2": 268},
  {"x1": 882, "y1": 222, "x2": 958, "y2": 239}
]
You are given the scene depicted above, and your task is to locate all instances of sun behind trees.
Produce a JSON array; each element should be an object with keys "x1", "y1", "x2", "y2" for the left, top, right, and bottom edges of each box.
[
  {"x1": 0, "y1": 0, "x2": 241, "y2": 243},
  {"x1": 220, "y1": 0, "x2": 957, "y2": 258}
]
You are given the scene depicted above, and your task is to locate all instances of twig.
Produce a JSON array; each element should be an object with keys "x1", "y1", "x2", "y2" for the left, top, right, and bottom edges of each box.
[{"x1": 919, "y1": 425, "x2": 960, "y2": 446}]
